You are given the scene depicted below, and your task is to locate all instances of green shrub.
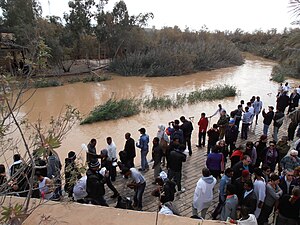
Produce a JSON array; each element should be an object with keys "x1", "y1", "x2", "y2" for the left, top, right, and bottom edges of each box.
[
  {"x1": 187, "y1": 85, "x2": 237, "y2": 104},
  {"x1": 81, "y1": 85, "x2": 237, "y2": 124},
  {"x1": 109, "y1": 32, "x2": 244, "y2": 77},
  {"x1": 81, "y1": 98, "x2": 141, "y2": 124},
  {"x1": 67, "y1": 77, "x2": 81, "y2": 83},
  {"x1": 82, "y1": 74, "x2": 111, "y2": 83},
  {"x1": 33, "y1": 79, "x2": 62, "y2": 88}
]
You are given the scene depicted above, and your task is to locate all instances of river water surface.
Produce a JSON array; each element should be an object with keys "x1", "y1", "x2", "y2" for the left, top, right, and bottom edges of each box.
[{"x1": 5, "y1": 54, "x2": 299, "y2": 164}]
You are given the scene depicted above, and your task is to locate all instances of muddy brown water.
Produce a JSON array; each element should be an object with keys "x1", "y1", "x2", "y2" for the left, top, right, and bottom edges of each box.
[{"x1": 3, "y1": 54, "x2": 299, "y2": 166}]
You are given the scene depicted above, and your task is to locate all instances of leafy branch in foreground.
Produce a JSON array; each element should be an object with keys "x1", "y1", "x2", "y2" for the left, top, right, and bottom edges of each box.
[{"x1": 81, "y1": 85, "x2": 237, "y2": 123}]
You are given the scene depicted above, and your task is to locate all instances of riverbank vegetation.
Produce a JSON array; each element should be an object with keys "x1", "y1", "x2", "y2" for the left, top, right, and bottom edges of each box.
[
  {"x1": 1, "y1": 0, "x2": 298, "y2": 80},
  {"x1": 81, "y1": 85, "x2": 237, "y2": 123},
  {"x1": 109, "y1": 30, "x2": 244, "y2": 76},
  {"x1": 225, "y1": 28, "x2": 300, "y2": 82},
  {"x1": 81, "y1": 98, "x2": 141, "y2": 124}
]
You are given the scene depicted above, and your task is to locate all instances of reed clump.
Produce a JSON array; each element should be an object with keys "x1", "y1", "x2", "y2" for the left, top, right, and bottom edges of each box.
[
  {"x1": 81, "y1": 98, "x2": 141, "y2": 124},
  {"x1": 81, "y1": 85, "x2": 237, "y2": 123}
]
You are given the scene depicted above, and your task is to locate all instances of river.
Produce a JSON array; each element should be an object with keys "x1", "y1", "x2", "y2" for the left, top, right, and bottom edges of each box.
[{"x1": 4, "y1": 54, "x2": 299, "y2": 165}]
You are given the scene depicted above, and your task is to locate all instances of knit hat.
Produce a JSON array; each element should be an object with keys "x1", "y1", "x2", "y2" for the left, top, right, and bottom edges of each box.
[
  {"x1": 229, "y1": 119, "x2": 235, "y2": 124},
  {"x1": 89, "y1": 159, "x2": 100, "y2": 168},
  {"x1": 242, "y1": 170, "x2": 250, "y2": 178}
]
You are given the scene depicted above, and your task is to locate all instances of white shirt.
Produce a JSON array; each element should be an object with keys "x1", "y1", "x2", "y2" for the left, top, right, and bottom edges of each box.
[
  {"x1": 296, "y1": 87, "x2": 300, "y2": 95},
  {"x1": 73, "y1": 176, "x2": 87, "y2": 201},
  {"x1": 39, "y1": 177, "x2": 53, "y2": 200},
  {"x1": 130, "y1": 168, "x2": 145, "y2": 184},
  {"x1": 244, "y1": 189, "x2": 253, "y2": 199},
  {"x1": 249, "y1": 106, "x2": 254, "y2": 115},
  {"x1": 237, "y1": 214, "x2": 258, "y2": 225},
  {"x1": 107, "y1": 142, "x2": 117, "y2": 161}
]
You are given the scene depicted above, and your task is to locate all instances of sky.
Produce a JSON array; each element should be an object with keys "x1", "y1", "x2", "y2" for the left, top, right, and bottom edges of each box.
[{"x1": 40, "y1": 0, "x2": 298, "y2": 32}]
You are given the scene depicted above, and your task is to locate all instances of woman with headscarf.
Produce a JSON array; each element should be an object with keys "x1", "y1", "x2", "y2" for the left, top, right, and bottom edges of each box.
[{"x1": 157, "y1": 125, "x2": 170, "y2": 166}]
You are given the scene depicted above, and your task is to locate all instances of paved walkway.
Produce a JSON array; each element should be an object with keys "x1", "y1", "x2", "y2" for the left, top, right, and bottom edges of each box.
[{"x1": 104, "y1": 116, "x2": 292, "y2": 219}]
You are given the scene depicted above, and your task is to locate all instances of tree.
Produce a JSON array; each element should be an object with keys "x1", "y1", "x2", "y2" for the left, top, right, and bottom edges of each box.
[{"x1": 64, "y1": 0, "x2": 95, "y2": 59}]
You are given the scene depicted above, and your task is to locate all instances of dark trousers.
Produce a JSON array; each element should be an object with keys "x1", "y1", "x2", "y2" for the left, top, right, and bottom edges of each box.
[
  {"x1": 209, "y1": 169, "x2": 221, "y2": 179},
  {"x1": 110, "y1": 165, "x2": 117, "y2": 181},
  {"x1": 241, "y1": 123, "x2": 250, "y2": 139},
  {"x1": 128, "y1": 158, "x2": 135, "y2": 168},
  {"x1": 198, "y1": 132, "x2": 206, "y2": 147},
  {"x1": 235, "y1": 118, "x2": 241, "y2": 131},
  {"x1": 134, "y1": 182, "x2": 146, "y2": 210},
  {"x1": 91, "y1": 196, "x2": 108, "y2": 206},
  {"x1": 226, "y1": 141, "x2": 236, "y2": 156},
  {"x1": 106, "y1": 177, "x2": 118, "y2": 195},
  {"x1": 257, "y1": 204, "x2": 273, "y2": 225},
  {"x1": 168, "y1": 169, "x2": 182, "y2": 191},
  {"x1": 185, "y1": 135, "x2": 192, "y2": 154},
  {"x1": 276, "y1": 213, "x2": 298, "y2": 225},
  {"x1": 288, "y1": 122, "x2": 298, "y2": 141},
  {"x1": 207, "y1": 142, "x2": 217, "y2": 155}
]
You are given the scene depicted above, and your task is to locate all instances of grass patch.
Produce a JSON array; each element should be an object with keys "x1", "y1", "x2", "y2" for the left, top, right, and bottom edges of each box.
[
  {"x1": 82, "y1": 74, "x2": 111, "y2": 83},
  {"x1": 187, "y1": 85, "x2": 237, "y2": 104},
  {"x1": 67, "y1": 77, "x2": 81, "y2": 83},
  {"x1": 81, "y1": 85, "x2": 237, "y2": 123},
  {"x1": 33, "y1": 79, "x2": 62, "y2": 88},
  {"x1": 81, "y1": 98, "x2": 141, "y2": 124}
]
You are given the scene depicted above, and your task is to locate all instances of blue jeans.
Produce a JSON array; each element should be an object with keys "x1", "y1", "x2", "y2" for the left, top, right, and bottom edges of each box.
[
  {"x1": 141, "y1": 150, "x2": 149, "y2": 170},
  {"x1": 263, "y1": 124, "x2": 269, "y2": 136},
  {"x1": 134, "y1": 182, "x2": 146, "y2": 209}
]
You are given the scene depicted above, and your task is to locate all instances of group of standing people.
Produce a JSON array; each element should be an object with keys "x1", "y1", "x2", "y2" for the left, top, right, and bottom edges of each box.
[{"x1": 3, "y1": 82, "x2": 300, "y2": 224}]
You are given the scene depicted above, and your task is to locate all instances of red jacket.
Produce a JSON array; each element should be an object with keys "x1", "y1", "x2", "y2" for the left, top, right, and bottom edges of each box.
[{"x1": 198, "y1": 117, "x2": 208, "y2": 132}]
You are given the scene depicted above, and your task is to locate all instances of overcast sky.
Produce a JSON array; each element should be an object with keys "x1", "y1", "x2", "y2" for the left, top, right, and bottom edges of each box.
[{"x1": 41, "y1": 0, "x2": 297, "y2": 32}]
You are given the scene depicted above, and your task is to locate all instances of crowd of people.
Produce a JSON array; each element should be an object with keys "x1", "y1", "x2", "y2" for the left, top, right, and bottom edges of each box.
[{"x1": 1, "y1": 82, "x2": 300, "y2": 224}]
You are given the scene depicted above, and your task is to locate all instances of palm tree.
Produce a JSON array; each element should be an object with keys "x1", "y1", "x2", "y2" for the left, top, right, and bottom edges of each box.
[{"x1": 290, "y1": 0, "x2": 300, "y2": 25}]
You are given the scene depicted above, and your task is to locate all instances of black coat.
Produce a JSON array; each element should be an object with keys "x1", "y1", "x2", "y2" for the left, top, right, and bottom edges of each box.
[
  {"x1": 279, "y1": 176, "x2": 293, "y2": 196},
  {"x1": 124, "y1": 138, "x2": 136, "y2": 160},
  {"x1": 225, "y1": 125, "x2": 238, "y2": 143},
  {"x1": 167, "y1": 150, "x2": 186, "y2": 172},
  {"x1": 180, "y1": 120, "x2": 193, "y2": 137},
  {"x1": 86, "y1": 169, "x2": 106, "y2": 199},
  {"x1": 232, "y1": 161, "x2": 253, "y2": 181},
  {"x1": 262, "y1": 110, "x2": 274, "y2": 126},
  {"x1": 240, "y1": 190, "x2": 257, "y2": 214}
]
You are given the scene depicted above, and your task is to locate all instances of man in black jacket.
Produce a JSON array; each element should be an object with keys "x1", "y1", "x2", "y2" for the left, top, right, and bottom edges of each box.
[
  {"x1": 180, "y1": 116, "x2": 194, "y2": 156},
  {"x1": 279, "y1": 169, "x2": 294, "y2": 195},
  {"x1": 240, "y1": 180, "x2": 257, "y2": 214},
  {"x1": 124, "y1": 133, "x2": 136, "y2": 168},
  {"x1": 86, "y1": 139, "x2": 101, "y2": 163},
  {"x1": 225, "y1": 119, "x2": 238, "y2": 155},
  {"x1": 64, "y1": 151, "x2": 81, "y2": 198},
  {"x1": 86, "y1": 159, "x2": 108, "y2": 206},
  {"x1": 167, "y1": 138, "x2": 187, "y2": 192},
  {"x1": 262, "y1": 106, "x2": 274, "y2": 136},
  {"x1": 232, "y1": 155, "x2": 253, "y2": 182}
]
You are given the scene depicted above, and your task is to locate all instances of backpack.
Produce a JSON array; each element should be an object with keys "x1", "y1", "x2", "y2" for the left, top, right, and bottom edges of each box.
[{"x1": 115, "y1": 196, "x2": 133, "y2": 210}]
